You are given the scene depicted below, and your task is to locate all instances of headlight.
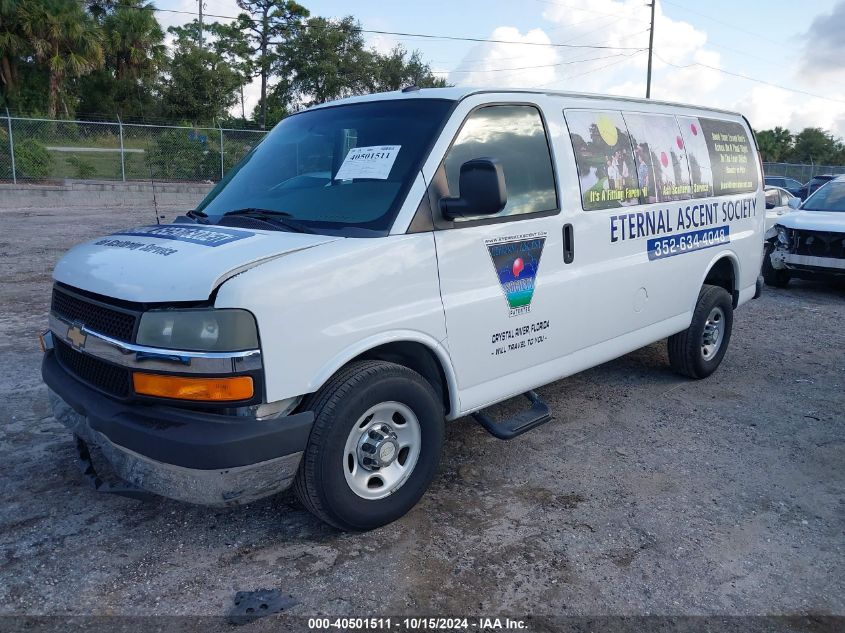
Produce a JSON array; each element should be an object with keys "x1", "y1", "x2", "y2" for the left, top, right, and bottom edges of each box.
[
  {"x1": 137, "y1": 309, "x2": 259, "y2": 352},
  {"x1": 776, "y1": 226, "x2": 791, "y2": 247}
]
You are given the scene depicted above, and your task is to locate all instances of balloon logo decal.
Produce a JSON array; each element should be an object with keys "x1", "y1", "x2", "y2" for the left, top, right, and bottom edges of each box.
[
  {"x1": 676, "y1": 135, "x2": 684, "y2": 150},
  {"x1": 596, "y1": 116, "x2": 618, "y2": 147},
  {"x1": 690, "y1": 123, "x2": 698, "y2": 136},
  {"x1": 660, "y1": 151, "x2": 669, "y2": 168},
  {"x1": 486, "y1": 236, "x2": 547, "y2": 316}
]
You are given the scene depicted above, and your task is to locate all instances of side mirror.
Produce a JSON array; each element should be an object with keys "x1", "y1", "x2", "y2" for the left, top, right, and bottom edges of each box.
[
  {"x1": 788, "y1": 197, "x2": 801, "y2": 209},
  {"x1": 765, "y1": 201, "x2": 775, "y2": 210},
  {"x1": 440, "y1": 158, "x2": 507, "y2": 219}
]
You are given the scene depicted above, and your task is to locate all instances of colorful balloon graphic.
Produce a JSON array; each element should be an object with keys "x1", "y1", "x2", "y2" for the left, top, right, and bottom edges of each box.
[
  {"x1": 690, "y1": 123, "x2": 698, "y2": 136},
  {"x1": 512, "y1": 258, "x2": 525, "y2": 278},
  {"x1": 676, "y1": 135, "x2": 684, "y2": 150},
  {"x1": 596, "y1": 116, "x2": 618, "y2": 147},
  {"x1": 660, "y1": 151, "x2": 669, "y2": 168}
]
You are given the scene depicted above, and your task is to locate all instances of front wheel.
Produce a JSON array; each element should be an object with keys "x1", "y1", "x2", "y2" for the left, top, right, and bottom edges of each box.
[
  {"x1": 668, "y1": 284, "x2": 734, "y2": 379},
  {"x1": 293, "y1": 360, "x2": 444, "y2": 531}
]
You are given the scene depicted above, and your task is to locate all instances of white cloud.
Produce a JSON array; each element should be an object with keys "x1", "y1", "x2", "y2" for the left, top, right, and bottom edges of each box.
[
  {"x1": 446, "y1": 0, "x2": 721, "y2": 100},
  {"x1": 798, "y1": 0, "x2": 845, "y2": 82},
  {"x1": 735, "y1": 84, "x2": 845, "y2": 138},
  {"x1": 448, "y1": 27, "x2": 560, "y2": 88},
  {"x1": 443, "y1": 1, "x2": 845, "y2": 138}
]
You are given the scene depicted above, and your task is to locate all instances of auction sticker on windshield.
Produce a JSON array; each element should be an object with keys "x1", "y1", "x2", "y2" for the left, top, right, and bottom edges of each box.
[{"x1": 335, "y1": 145, "x2": 401, "y2": 180}]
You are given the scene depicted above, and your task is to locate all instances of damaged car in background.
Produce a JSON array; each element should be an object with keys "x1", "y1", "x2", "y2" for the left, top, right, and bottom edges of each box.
[{"x1": 763, "y1": 175, "x2": 845, "y2": 287}]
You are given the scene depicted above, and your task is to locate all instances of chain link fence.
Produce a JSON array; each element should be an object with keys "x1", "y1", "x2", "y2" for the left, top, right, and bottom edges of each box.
[
  {"x1": 763, "y1": 162, "x2": 845, "y2": 183},
  {"x1": 4, "y1": 115, "x2": 844, "y2": 188},
  {"x1": 0, "y1": 110, "x2": 268, "y2": 184}
]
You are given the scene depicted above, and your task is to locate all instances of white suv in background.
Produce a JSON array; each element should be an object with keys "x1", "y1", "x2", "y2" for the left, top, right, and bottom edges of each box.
[{"x1": 763, "y1": 175, "x2": 845, "y2": 287}]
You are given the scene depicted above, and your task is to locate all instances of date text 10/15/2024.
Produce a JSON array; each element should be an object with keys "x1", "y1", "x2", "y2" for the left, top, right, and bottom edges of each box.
[{"x1": 307, "y1": 617, "x2": 528, "y2": 630}]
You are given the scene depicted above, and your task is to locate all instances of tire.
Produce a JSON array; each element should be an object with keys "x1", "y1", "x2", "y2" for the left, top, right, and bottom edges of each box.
[
  {"x1": 762, "y1": 243, "x2": 790, "y2": 288},
  {"x1": 668, "y1": 284, "x2": 733, "y2": 379},
  {"x1": 293, "y1": 360, "x2": 444, "y2": 531}
]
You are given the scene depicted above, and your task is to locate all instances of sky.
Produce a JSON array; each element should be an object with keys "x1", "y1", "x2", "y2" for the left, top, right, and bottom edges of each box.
[{"x1": 156, "y1": 0, "x2": 845, "y2": 138}]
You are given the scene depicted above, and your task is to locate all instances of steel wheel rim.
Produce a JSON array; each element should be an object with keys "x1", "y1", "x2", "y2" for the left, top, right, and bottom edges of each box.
[
  {"x1": 701, "y1": 306, "x2": 725, "y2": 360},
  {"x1": 342, "y1": 401, "x2": 421, "y2": 500}
]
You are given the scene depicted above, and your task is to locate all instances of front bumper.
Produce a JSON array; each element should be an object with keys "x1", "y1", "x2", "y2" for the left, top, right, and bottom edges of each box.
[
  {"x1": 770, "y1": 250, "x2": 845, "y2": 277},
  {"x1": 43, "y1": 350, "x2": 314, "y2": 506}
]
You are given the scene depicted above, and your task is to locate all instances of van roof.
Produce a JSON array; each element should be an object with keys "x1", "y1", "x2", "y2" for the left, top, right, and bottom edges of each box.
[{"x1": 307, "y1": 87, "x2": 745, "y2": 119}]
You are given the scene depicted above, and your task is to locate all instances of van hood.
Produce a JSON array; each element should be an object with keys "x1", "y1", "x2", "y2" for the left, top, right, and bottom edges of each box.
[
  {"x1": 775, "y1": 210, "x2": 845, "y2": 232},
  {"x1": 53, "y1": 223, "x2": 341, "y2": 302}
]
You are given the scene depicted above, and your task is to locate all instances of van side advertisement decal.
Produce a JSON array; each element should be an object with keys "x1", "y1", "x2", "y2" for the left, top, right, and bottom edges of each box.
[
  {"x1": 565, "y1": 109, "x2": 758, "y2": 211},
  {"x1": 486, "y1": 232, "x2": 546, "y2": 318},
  {"x1": 114, "y1": 225, "x2": 255, "y2": 247}
]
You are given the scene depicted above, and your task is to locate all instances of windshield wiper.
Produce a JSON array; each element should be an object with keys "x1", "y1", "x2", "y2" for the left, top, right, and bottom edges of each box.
[
  {"x1": 222, "y1": 208, "x2": 314, "y2": 234},
  {"x1": 186, "y1": 209, "x2": 209, "y2": 223}
]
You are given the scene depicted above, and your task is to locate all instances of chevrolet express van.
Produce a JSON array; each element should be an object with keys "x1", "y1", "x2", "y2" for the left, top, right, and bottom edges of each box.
[{"x1": 41, "y1": 88, "x2": 764, "y2": 530}]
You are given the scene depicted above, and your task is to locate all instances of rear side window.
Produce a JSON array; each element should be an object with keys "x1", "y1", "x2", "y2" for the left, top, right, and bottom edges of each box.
[
  {"x1": 695, "y1": 117, "x2": 758, "y2": 195},
  {"x1": 564, "y1": 109, "x2": 641, "y2": 211},
  {"x1": 676, "y1": 116, "x2": 714, "y2": 198},
  {"x1": 624, "y1": 112, "x2": 692, "y2": 203},
  {"x1": 443, "y1": 105, "x2": 557, "y2": 221},
  {"x1": 566, "y1": 109, "x2": 758, "y2": 210}
]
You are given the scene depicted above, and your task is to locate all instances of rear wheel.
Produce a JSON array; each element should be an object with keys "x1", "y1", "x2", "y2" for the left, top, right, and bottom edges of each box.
[
  {"x1": 668, "y1": 284, "x2": 733, "y2": 379},
  {"x1": 762, "y1": 243, "x2": 790, "y2": 288},
  {"x1": 293, "y1": 360, "x2": 444, "y2": 531}
]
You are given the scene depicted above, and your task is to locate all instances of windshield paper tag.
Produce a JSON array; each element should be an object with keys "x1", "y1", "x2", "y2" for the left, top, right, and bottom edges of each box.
[{"x1": 335, "y1": 145, "x2": 401, "y2": 180}]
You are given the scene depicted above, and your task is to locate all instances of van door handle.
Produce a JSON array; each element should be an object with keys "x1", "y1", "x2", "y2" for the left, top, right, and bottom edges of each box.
[{"x1": 563, "y1": 224, "x2": 574, "y2": 264}]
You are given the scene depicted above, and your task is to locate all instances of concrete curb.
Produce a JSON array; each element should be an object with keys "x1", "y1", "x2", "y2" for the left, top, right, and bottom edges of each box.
[{"x1": 0, "y1": 179, "x2": 214, "y2": 210}]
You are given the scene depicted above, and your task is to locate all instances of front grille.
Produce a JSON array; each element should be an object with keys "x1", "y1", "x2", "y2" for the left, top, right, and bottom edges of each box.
[
  {"x1": 54, "y1": 338, "x2": 132, "y2": 398},
  {"x1": 51, "y1": 286, "x2": 138, "y2": 342},
  {"x1": 792, "y1": 230, "x2": 845, "y2": 260}
]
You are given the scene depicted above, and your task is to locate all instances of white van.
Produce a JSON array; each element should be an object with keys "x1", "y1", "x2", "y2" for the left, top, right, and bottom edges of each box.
[{"x1": 41, "y1": 88, "x2": 764, "y2": 530}]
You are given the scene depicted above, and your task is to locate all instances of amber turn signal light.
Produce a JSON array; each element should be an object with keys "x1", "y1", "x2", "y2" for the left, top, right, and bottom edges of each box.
[{"x1": 132, "y1": 373, "x2": 254, "y2": 402}]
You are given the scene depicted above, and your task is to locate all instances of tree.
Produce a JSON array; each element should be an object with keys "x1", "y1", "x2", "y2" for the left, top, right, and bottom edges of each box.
[
  {"x1": 17, "y1": 0, "x2": 104, "y2": 117},
  {"x1": 77, "y1": 0, "x2": 165, "y2": 118},
  {"x1": 368, "y1": 45, "x2": 448, "y2": 92},
  {"x1": 277, "y1": 16, "x2": 374, "y2": 107},
  {"x1": 160, "y1": 28, "x2": 241, "y2": 122},
  {"x1": 236, "y1": 0, "x2": 309, "y2": 129},
  {"x1": 788, "y1": 127, "x2": 841, "y2": 165},
  {"x1": 0, "y1": 0, "x2": 25, "y2": 98},
  {"x1": 170, "y1": 19, "x2": 253, "y2": 119},
  {"x1": 755, "y1": 127, "x2": 792, "y2": 163},
  {"x1": 102, "y1": 1, "x2": 164, "y2": 82}
]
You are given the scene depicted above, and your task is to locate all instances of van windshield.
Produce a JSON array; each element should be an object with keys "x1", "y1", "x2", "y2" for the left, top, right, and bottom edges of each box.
[{"x1": 197, "y1": 99, "x2": 453, "y2": 236}]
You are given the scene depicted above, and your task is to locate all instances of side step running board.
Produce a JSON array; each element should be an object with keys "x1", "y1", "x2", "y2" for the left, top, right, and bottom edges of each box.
[{"x1": 471, "y1": 391, "x2": 553, "y2": 440}]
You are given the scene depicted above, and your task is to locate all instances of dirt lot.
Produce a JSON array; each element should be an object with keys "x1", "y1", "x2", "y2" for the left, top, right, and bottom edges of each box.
[{"x1": 0, "y1": 205, "x2": 843, "y2": 620}]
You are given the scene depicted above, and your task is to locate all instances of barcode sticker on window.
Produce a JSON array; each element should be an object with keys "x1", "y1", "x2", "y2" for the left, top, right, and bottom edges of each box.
[{"x1": 335, "y1": 145, "x2": 401, "y2": 180}]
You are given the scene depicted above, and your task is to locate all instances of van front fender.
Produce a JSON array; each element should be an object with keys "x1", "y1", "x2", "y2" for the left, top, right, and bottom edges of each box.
[{"x1": 308, "y1": 331, "x2": 461, "y2": 419}]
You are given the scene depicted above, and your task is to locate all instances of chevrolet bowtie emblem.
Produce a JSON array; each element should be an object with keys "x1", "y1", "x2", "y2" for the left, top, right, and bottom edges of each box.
[{"x1": 67, "y1": 325, "x2": 87, "y2": 349}]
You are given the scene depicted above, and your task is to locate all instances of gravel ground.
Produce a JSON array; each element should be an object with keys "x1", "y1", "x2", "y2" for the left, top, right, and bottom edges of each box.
[{"x1": 0, "y1": 205, "x2": 843, "y2": 620}]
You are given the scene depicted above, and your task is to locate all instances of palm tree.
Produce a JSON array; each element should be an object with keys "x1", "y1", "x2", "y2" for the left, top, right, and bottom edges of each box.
[
  {"x1": 18, "y1": 0, "x2": 104, "y2": 117},
  {"x1": 0, "y1": 0, "x2": 25, "y2": 97},
  {"x1": 103, "y1": 1, "x2": 165, "y2": 83}
]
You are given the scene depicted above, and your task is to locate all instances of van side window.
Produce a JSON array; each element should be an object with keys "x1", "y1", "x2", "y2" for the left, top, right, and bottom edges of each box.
[
  {"x1": 564, "y1": 109, "x2": 641, "y2": 211},
  {"x1": 676, "y1": 116, "x2": 715, "y2": 198},
  {"x1": 443, "y1": 105, "x2": 557, "y2": 221},
  {"x1": 623, "y1": 112, "x2": 693, "y2": 203},
  {"x1": 695, "y1": 117, "x2": 758, "y2": 195}
]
